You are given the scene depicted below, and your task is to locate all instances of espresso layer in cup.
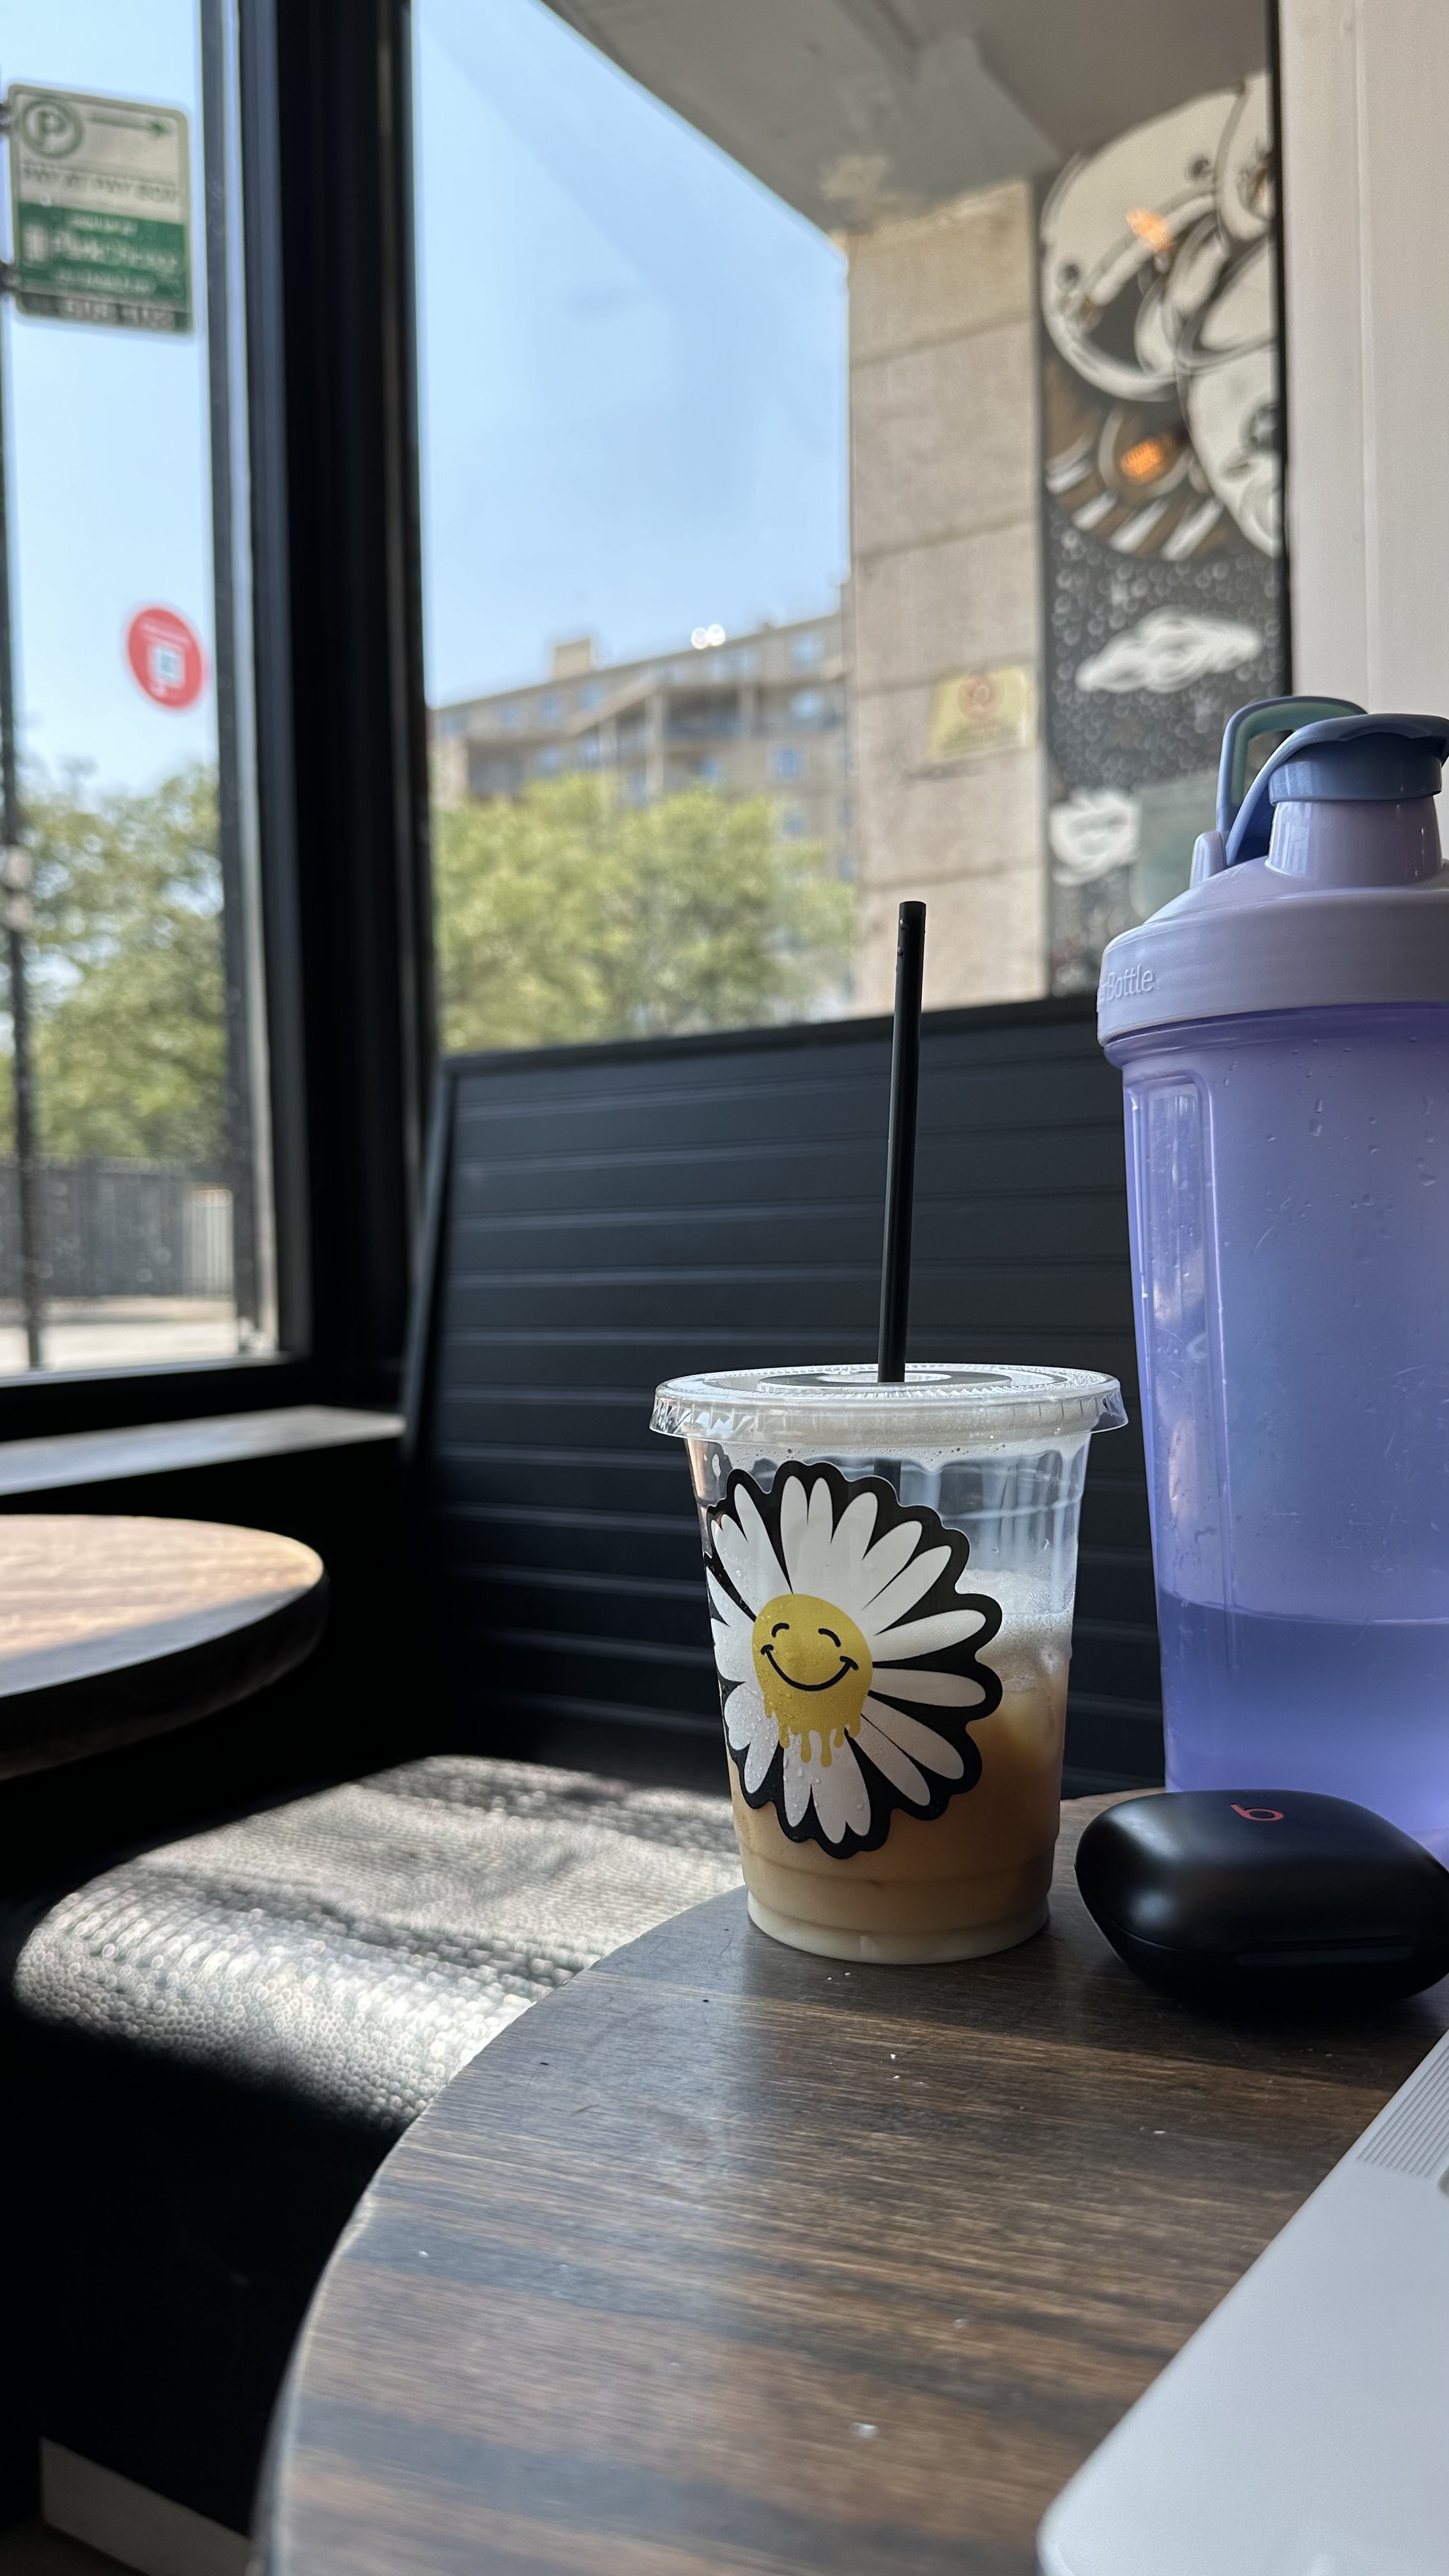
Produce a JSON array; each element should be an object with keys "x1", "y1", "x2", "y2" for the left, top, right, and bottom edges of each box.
[{"x1": 728, "y1": 1634, "x2": 1067, "y2": 1947}]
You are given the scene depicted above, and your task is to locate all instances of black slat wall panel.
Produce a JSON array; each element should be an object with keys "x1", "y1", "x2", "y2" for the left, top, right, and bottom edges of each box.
[{"x1": 414, "y1": 996, "x2": 1163, "y2": 1789}]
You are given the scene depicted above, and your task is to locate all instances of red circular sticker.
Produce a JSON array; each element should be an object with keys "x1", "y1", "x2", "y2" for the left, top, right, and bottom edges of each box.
[{"x1": 125, "y1": 606, "x2": 207, "y2": 711}]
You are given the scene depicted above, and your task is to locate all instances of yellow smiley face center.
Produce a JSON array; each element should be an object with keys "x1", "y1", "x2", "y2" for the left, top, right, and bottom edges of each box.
[{"x1": 750, "y1": 1592, "x2": 873, "y2": 1765}]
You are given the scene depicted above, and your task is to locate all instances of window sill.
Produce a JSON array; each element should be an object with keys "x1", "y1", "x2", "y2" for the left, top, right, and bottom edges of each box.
[
  {"x1": 0, "y1": 1402, "x2": 402, "y2": 1499},
  {"x1": 0, "y1": 1351, "x2": 399, "y2": 1445}
]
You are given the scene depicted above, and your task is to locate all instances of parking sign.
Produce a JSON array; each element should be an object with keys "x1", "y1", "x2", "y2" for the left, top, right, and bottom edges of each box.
[{"x1": 8, "y1": 85, "x2": 192, "y2": 332}]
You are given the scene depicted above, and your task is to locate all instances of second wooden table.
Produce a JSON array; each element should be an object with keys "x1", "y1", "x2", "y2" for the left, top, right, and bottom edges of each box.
[{"x1": 0, "y1": 1514, "x2": 326, "y2": 1776}]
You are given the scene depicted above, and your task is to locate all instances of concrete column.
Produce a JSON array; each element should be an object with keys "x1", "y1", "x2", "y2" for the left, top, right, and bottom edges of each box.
[
  {"x1": 645, "y1": 689, "x2": 667, "y2": 801},
  {"x1": 430, "y1": 735, "x2": 467, "y2": 810},
  {"x1": 847, "y1": 179, "x2": 1046, "y2": 1013}
]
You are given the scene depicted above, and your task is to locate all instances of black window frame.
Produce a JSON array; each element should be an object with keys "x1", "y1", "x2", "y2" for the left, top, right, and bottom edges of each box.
[{"x1": 0, "y1": 0, "x2": 433, "y2": 1440}]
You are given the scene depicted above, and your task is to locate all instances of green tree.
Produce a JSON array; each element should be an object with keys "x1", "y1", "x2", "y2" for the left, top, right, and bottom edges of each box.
[
  {"x1": 0, "y1": 766, "x2": 854, "y2": 1163},
  {"x1": 0, "y1": 765, "x2": 224, "y2": 1163},
  {"x1": 433, "y1": 775, "x2": 854, "y2": 1052}
]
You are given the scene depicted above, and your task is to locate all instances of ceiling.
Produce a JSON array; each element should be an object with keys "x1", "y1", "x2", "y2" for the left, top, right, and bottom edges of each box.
[{"x1": 540, "y1": 0, "x2": 1271, "y2": 230}]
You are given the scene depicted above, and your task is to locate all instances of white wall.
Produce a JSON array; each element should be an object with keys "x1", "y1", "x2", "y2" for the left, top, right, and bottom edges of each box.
[{"x1": 1280, "y1": 0, "x2": 1449, "y2": 715}]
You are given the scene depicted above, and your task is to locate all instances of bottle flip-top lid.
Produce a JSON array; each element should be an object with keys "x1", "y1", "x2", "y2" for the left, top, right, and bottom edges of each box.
[{"x1": 1097, "y1": 696, "x2": 1449, "y2": 1046}]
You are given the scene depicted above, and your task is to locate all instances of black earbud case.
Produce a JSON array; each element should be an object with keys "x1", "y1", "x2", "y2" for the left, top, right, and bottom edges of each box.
[{"x1": 1075, "y1": 1790, "x2": 1449, "y2": 2008}]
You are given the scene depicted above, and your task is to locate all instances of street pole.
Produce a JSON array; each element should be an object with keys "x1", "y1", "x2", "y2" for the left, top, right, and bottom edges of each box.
[{"x1": 0, "y1": 276, "x2": 43, "y2": 1369}]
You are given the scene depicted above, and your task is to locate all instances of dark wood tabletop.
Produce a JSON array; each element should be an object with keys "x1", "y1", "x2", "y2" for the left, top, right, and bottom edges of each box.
[
  {"x1": 0, "y1": 1514, "x2": 326, "y2": 1777},
  {"x1": 264, "y1": 1796, "x2": 1449, "y2": 2576}
]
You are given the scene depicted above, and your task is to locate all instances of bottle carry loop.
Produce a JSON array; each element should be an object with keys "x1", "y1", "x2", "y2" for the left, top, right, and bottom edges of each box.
[{"x1": 1216, "y1": 696, "x2": 1364, "y2": 852}]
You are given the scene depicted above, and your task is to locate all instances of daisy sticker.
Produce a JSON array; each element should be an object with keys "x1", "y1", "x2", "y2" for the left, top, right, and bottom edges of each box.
[{"x1": 704, "y1": 1462, "x2": 1002, "y2": 1857}]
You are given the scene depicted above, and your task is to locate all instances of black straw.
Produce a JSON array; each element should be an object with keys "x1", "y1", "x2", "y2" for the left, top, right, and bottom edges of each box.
[{"x1": 877, "y1": 901, "x2": 926, "y2": 1383}]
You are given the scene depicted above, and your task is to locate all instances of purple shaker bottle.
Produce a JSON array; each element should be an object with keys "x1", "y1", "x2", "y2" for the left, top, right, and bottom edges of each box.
[{"x1": 1098, "y1": 698, "x2": 1449, "y2": 1858}]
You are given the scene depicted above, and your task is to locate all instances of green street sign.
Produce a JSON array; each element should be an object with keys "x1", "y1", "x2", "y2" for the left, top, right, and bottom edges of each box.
[{"x1": 7, "y1": 85, "x2": 191, "y2": 333}]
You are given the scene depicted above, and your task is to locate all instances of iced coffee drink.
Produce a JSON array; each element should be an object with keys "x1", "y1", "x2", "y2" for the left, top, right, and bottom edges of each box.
[{"x1": 652, "y1": 1363, "x2": 1125, "y2": 1963}]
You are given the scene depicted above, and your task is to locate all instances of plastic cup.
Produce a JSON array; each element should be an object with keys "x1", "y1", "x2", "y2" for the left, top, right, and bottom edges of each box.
[{"x1": 652, "y1": 1362, "x2": 1126, "y2": 1963}]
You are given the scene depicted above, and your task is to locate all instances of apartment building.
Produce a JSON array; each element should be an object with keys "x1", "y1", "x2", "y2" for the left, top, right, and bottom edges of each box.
[{"x1": 429, "y1": 603, "x2": 854, "y2": 883}]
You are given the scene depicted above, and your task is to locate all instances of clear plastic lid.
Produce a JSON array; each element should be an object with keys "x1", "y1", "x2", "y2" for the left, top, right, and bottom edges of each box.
[{"x1": 652, "y1": 1361, "x2": 1126, "y2": 1454}]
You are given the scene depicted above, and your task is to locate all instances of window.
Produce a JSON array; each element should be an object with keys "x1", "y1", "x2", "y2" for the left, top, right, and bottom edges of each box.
[
  {"x1": 0, "y1": 0, "x2": 276, "y2": 1375},
  {"x1": 669, "y1": 690, "x2": 740, "y2": 742},
  {"x1": 538, "y1": 691, "x2": 562, "y2": 722},
  {"x1": 416, "y1": 0, "x2": 1280, "y2": 1046},
  {"x1": 470, "y1": 750, "x2": 524, "y2": 797}
]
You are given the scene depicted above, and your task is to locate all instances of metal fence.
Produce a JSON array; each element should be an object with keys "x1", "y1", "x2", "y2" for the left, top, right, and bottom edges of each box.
[{"x1": 0, "y1": 1161, "x2": 233, "y2": 1301}]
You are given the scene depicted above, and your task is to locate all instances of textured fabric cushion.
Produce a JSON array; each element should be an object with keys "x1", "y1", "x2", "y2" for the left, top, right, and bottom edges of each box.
[
  {"x1": 11, "y1": 1754, "x2": 742, "y2": 2135},
  {"x1": 3, "y1": 1754, "x2": 744, "y2": 2529}
]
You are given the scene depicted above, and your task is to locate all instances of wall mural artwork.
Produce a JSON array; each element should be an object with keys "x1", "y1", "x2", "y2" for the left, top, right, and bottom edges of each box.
[{"x1": 1038, "y1": 75, "x2": 1285, "y2": 990}]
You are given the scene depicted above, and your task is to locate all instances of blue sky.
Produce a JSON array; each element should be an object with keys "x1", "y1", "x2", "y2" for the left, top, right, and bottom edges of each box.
[
  {"x1": 415, "y1": 0, "x2": 847, "y2": 705},
  {"x1": 1, "y1": 0, "x2": 848, "y2": 787}
]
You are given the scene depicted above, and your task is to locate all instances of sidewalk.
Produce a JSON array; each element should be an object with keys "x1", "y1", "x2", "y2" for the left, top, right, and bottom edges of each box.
[{"x1": 0, "y1": 1300, "x2": 245, "y2": 1376}]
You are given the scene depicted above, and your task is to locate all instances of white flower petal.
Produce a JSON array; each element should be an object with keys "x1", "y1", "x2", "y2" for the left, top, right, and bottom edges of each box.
[
  {"x1": 712, "y1": 1616, "x2": 754, "y2": 1685},
  {"x1": 781, "y1": 1742, "x2": 812, "y2": 1828},
  {"x1": 776, "y1": 1471, "x2": 806, "y2": 1591},
  {"x1": 859, "y1": 1544, "x2": 952, "y2": 1642},
  {"x1": 862, "y1": 1695, "x2": 965, "y2": 1779},
  {"x1": 779, "y1": 1471, "x2": 838, "y2": 1596},
  {"x1": 706, "y1": 1565, "x2": 751, "y2": 1632},
  {"x1": 810, "y1": 1738, "x2": 871, "y2": 1844},
  {"x1": 820, "y1": 1489, "x2": 880, "y2": 1598},
  {"x1": 864, "y1": 1665, "x2": 985, "y2": 1708},
  {"x1": 724, "y1": 1675, "x2": 767, "y2": 1751},
  {"x1": 854, "y1": 1518, "x2": 922, "y2": 1610},
  {"x1": 855, "y1": 1713, "x2": 929, "y2": 1806},
  {"x1": 709, "y1": 1515, "x2": 758, "y2": 1609},
  {"x1": 743, "y1": 1723, "x2": 776, "y2": 1793},
  {"x1": 778, "y1": 1473, "x2": 799, "y2": 1586},
  {"x1": 871, "y1": 1604, "x2": 992, "y2": 1663},
  {"x1": 712, "y1": 1485, "x2": 788, "y2": 1613}
]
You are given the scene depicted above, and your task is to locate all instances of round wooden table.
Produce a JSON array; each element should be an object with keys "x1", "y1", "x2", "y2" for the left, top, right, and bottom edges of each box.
[
  {"x1": 263, "y1": 1798, "x2": 1449, "y2": 2576},
  {"x1": 0, "y1": 1514, "x2": 327, "y2": 1777}
]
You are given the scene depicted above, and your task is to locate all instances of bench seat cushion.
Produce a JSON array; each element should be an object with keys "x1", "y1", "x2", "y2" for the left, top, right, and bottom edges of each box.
[
  {"x1": 1, "y1": 1753, "x2": 740, "y2": 2531},
  {"x1": 12, "y1": 1754, "x2": 740, "y2": 2135}
]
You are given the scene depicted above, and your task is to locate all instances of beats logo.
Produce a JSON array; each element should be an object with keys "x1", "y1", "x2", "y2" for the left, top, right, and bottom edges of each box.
[{"x1": 1231, "y1": 1803, "x2": 1285, "y2": 1823}]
